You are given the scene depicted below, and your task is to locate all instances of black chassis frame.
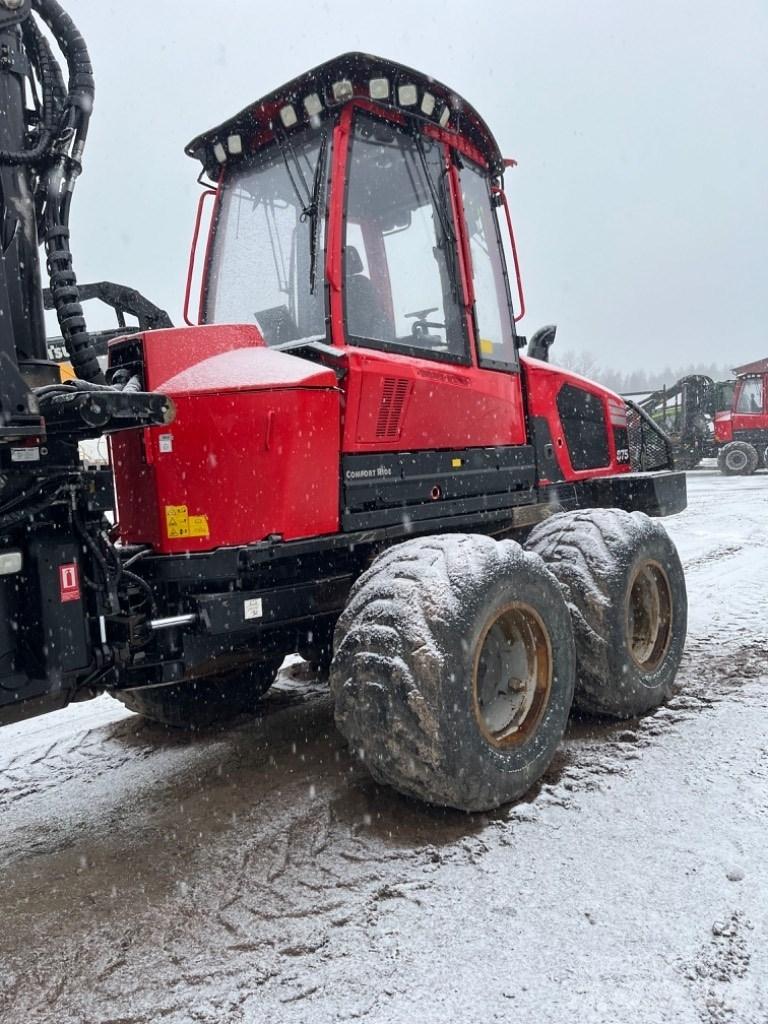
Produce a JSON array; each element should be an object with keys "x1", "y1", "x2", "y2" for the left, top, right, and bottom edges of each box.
[
  {"x1": 116, "y1": 469, "x2": 686, "y2": 693},
  {"x1": 730, "y1": 428, "x2": 768, "y2": 452}
]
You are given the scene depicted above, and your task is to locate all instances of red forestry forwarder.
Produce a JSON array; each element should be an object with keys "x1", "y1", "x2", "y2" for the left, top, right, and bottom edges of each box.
[
  {"x1": 714, "y1": 358, "x2": 768, "y2": 475},
  {"x1": 1, "y1": 2, "x2": 688, "y2": 811}
]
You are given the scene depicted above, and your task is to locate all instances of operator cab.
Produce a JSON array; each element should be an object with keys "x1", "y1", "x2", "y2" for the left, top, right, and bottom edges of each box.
[{"x1": 188, "y1": 53, "x2": 522, "y2": 375}]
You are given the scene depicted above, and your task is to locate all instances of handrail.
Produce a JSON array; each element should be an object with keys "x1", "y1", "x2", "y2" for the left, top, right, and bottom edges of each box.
[
  {"x1": 491, "y1": 185, "x2": 526, "y2": 322},
  {"x1": 183, "y1": 189, "x2": 217, "y2": 327}
]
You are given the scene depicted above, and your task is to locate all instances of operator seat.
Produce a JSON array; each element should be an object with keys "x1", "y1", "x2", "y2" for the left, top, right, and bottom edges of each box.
[{"x1": 345, "y1": 246, "x2": 394, "y2": 341}]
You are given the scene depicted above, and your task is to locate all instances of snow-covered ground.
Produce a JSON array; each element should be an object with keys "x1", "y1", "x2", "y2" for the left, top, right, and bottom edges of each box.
[{"x1": 1, "y1": 467, "x2": 766, "y2": 1024}]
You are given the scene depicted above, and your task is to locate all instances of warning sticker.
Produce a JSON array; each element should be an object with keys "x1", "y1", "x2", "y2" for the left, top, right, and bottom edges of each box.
[
  {"x1": 165, "y1": 506, "x2": 210, "y2": 539},
  {"x1": 165, "y1": 505, "x2": 190, "y2": 538},
  {"x1": 479, "y1": 338, "x2": 494, "y2": 355},
  {"x1": 188, "y1": 515, "x2": 210, "y2": 538}
]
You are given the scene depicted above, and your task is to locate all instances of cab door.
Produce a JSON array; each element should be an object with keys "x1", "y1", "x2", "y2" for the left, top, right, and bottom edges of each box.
[
  {"x1": 454, "y1": 156, "x2": 528, "y2": 434},
  {"x1": 339, "y1": 110, "x2": 527, "y2": 454},
  {"x1": 336, "y1": 110, "x2": 533, "y2": 529}
]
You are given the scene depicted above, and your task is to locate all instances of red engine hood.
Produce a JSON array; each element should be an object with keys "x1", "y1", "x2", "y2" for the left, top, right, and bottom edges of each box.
[
  {"x1": 159, "y1": 345, "x2": 336, "y2": 396},
  {"x1": 110, "y1": 323, "x2": 336, "y2": 396}
]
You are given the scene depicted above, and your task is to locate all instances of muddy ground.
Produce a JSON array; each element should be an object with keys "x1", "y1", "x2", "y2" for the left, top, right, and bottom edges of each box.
[{"x1": 1, "y1": 468, "x2": 766, "y2": 1024}]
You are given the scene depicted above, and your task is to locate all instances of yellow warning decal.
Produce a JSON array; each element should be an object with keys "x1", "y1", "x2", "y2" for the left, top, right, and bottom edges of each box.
[
  {"x1": 165, "y1": 505, "x2": 190, "y2": 538},
  {"x1": 188, "y1": 515, "x2": 210, "y2": 538},
  {"x1": 165, "y1": 506, "x2": 210, "y2": 539},
  {"x1": 479, "y1": 339, "x2": 494, "y2": 355},
  {"x1": 451, "y1": 458, "x2": 463, "y2": 468}
]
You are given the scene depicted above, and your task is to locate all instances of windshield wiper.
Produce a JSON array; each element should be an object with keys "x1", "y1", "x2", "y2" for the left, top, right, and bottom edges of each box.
[
  {"x1": 411, "y1": 126, "x2": 460, "y2": 301},
  {"x1": 307, "y1": 130, "x2": 328, "y2": 295},
  {"x1": 274, "y1": 125, "x2": 328, "y2": 295}
]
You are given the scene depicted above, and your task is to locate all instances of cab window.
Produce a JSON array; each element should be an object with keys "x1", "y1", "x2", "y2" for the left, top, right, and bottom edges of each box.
[
  {"x1": 344, "y1": 112, "x2": 468, "y2": 364},
  {"x1": 206, "y1": 129, "x2": 326, "y2": 344},
  {"x1": 460, "y1": 159, "x2": 517, "y2": 370},
  {"x1": 736, "y1": 378, "x2": 763, "y2": 414}
]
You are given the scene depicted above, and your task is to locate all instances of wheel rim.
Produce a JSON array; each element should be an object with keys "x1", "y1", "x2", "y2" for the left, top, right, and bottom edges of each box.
[
  {"x1": 472, "y1": 603, "x2": 552, "y2": 748},
  {"x1": 626, "y1": 560, "x2": 672, "y2": 672},
  {"x1": 725, "y1": 449, "x2": 747, "y2": 471}
]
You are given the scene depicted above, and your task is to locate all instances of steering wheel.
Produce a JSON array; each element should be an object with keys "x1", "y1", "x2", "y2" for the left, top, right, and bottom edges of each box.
[{"x1": 405, "y1": 307, "x2": 445, "y2": 338}]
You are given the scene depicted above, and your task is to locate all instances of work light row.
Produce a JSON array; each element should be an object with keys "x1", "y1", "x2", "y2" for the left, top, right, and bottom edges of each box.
[{"x1": 212, "y1": 77, "x2": 452, "y2": 164}]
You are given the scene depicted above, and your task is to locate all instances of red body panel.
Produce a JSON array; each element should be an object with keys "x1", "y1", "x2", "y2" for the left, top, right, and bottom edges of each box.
[
  {"x1": 713, "y1": 412, "x2": 734, "y2": 444},
  {"x1": 111, "y1": 327, "x2": 340, "y2": 554},
  {"x1": 341, "y1": 347, "x2": 527, "y2": 452},
  {"x1": 521, "y1": 356, "x2": 630, "y2": 482}
]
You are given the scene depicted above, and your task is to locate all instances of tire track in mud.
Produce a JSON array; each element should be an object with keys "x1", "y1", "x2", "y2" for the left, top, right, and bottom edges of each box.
[
  {"x1": 3, "y1": 487, "x2": 768, "y2": 1022},
  {"x1": 5, "y1": 647, "x2": 763, "y2": 1024},
  {"x1": 0, "y1": 668, "x2": 484, "y2": 1023},
  {"x1": 517, "y1": 637, "x2": 767, "y2": 818}
]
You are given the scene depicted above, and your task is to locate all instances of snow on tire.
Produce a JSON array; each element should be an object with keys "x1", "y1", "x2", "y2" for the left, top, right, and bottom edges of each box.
[
  {"x1": 717, "y1": 441, "x2": 758, "y2": 476},
  {"x1": 526, "y1": 509, "x2": 687, "y2": 719},
  {"x1": 329, "y1": 534, "x2": 575, "y2": 812}
]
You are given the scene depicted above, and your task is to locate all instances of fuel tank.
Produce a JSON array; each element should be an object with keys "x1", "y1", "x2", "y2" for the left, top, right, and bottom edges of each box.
[{"x1": 110, "y1": 326, "x2": 340, "y2": 554}]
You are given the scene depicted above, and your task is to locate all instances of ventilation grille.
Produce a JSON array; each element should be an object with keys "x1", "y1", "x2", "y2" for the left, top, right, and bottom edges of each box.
[{"x1": 376, "y1": 378, "x2": 410, "y2": 439}]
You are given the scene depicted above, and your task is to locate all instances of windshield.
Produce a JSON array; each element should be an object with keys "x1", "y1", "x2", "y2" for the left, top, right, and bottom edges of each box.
[
  {"x1": 344, "y1": 112, "x2": 467, "y2": 362},
  {"x1": 205, "y1": 129, "x2": 326, "y2": 346},
  {"x1": 736, "y1": 377, "x2": 763, "y2": 414}
]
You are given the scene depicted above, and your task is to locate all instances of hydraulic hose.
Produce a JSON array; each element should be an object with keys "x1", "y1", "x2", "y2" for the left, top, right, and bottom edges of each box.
[
  {"x1": 31, "y1": 0, "x2": 94, "y2": 116},
  {"x1": 31, "y1": 0, "x2": 102, "y2": 382}
]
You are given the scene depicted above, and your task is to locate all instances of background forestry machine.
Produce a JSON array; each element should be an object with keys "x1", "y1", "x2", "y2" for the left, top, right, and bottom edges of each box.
[
  {"x1": 1, "y1": 2, "x2": 688, "y2": 812},
  {"x1": 624, "y1": 375, "x2": 734, "y2": 470},
  {"x1": 712, "y1": 358, "x2": 768, "y2": 476},
  {"x1": 626, "y1": 361, "x2": 768, "y2": 477}
]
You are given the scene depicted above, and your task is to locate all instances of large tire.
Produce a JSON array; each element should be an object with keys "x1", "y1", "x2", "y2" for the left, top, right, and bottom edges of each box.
[
  {"x1": 330, "y1": 534, "x2": 575, "y2": 812},
  {"x1": 113, "y1": 654, "x2": 283, "y2": 728},
  {"x1": 526, "y1": 509, "x2": 687, "y2": 719},
  {"x1": 717, "y1": 441, "x2": 758, "y2": 476}
]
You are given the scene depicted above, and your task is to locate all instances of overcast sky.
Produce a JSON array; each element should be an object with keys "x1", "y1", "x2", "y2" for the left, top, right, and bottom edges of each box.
[{"x1": 64, "y1": 0, "x2": 767, "y2": 372}]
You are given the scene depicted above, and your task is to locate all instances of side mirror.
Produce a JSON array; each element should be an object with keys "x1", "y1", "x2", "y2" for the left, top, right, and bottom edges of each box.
[{"x1": 528, "y1": 325, "x2": 557, "y2": 362}]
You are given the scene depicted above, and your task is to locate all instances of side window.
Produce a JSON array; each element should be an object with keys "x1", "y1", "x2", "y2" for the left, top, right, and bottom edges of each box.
[
  {"x1": 460, "y1": 160, "x2": 517, "y2": 369},
  {"x1": 736, "y1": 378, "x2": 763, "y2": 414},
  {"x1": 344, "y1": 113, "x2": 467, "y2": 363}
]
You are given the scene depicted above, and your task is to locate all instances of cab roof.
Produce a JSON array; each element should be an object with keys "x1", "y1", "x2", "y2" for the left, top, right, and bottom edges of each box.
[
  {"x1": 186, "y1": 52, "x2": 504, "y2": 180},
  {"x1": 732, "y1": 357, "x2": 768, "y2": 376}
]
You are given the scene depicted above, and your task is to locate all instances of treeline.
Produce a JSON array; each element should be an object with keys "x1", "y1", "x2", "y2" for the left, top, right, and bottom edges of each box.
[{"x1": 555, "y1": 349, "x2": 734, "y2": 395}]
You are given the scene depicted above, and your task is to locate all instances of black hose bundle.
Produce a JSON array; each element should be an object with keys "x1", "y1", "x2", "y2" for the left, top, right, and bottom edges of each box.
[
  {"x1": 0, "y1": 0, "x2": 102, "y2": 383},
  {"x1": 33, "y1": 0, "x2": 102, "y2": 383},
  {"x1": 0, "y1": 15, "x2": 64, "y2": 165}
]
